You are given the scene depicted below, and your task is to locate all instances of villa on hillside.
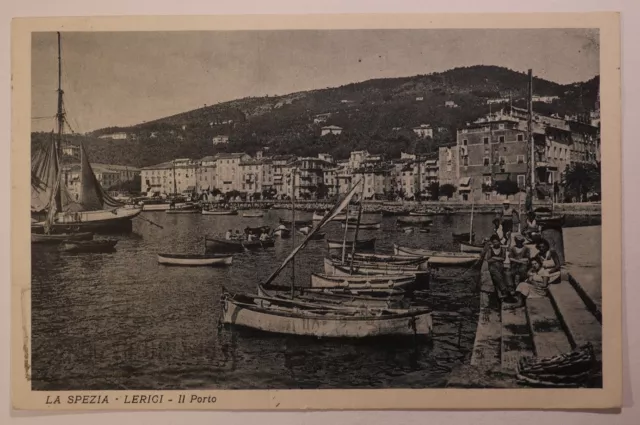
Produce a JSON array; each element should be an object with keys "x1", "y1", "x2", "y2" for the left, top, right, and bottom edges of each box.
[{"x1": 321, "y1": 125, "x2": 343, "y2": 136}]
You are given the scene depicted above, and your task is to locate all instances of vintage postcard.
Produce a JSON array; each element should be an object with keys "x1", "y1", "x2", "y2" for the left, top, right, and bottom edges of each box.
[{"x1": 11, "y1": 13, "x2": 622, "y2": 410}]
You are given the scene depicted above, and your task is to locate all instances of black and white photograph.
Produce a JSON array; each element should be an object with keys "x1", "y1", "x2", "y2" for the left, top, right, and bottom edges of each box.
[{"x1": 13, "y1": 14, "x2": 622, "y2": 410}]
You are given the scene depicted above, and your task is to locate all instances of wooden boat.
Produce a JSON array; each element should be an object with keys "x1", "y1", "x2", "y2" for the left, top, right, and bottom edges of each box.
[
  {"x1": 257, "y1": 284, "x2": 406, "y2": 309},
  {"x1": 244, "y1": 226, "x2": 271, "y2": 235},
  {"x1": 166, "y1": 204, "x2": 201, "y2": 214},
  {"x1": 220, "y1": 291, "x2": 432, "y2": 339},
  {"x1": 346, "y1": 252, "x2": 427, "y2": 266},
  {"x1": 460, "y1": 241, "x2": 486, "y2": 253},
  {"x1": 409, "y1": 211, "x2": 434, "y2": 216},
  {"x1": 205, "y1": 237, "x2": 274, "y2": 253},
  {"x1": 326, "y1": 237, "x2": 376, "y2": 251},
  {"x1": 452, "y1": 231, "x2": 475, "y2": 242},
  {"x1": 341, "y1": 221, "x2": 381, "y2": 230},
  {"x1": 397, "y1": 216, "x2": 433, "y2": 226},
  {"x1": 324, "y1": 257, "x2": 419, "y2": 272},
  {"x1": 157, "y1": 252, "x2": 233, "y2": 266},
  {"x1": 313, "y1": 211, "x2": 359, "y2": 221},
  {"x1": 242, "y1": 211, "x2": 264, "y2": 218},
  {"x1": 60, "y1": 239, "x2": 118, "y2": 253},
  {"x1": 279, "y1": 218, "x2": 312, "y2": 227},
  {"x1": 31, "y1": 231, "x2": 93, "y2": 244},
  {"x1": 538, "y1": 215, "x2": 566, "y2": 229},
  {"x1": 141, "y1": 201, "x2": 172, "y2": 211},
  {"x1": 310, "y1": 273, "x2": 415, "y2": 289},
  {"x1": 202, "y1": 209, "x2": 238, "y2": 215},
  {"x1": 393, "y1": 244, "x2": 481, "y2": 267},
  {"x1": 325, "y1": 260, "x2": 430, "y2": 286}
]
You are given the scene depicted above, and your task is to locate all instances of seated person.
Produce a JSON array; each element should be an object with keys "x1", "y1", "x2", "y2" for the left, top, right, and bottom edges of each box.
[
  {"x1": 492, "y1": 218, "x2": 507, "y2": 245},
  {"x1": 259, "y1": 231, "x2": 269, "y2": 242},
  {"x1": 509, "y1": 235, "x2": 531, "y2": 287},
  {"x1": 534, "y1": 238, "x2": 562, "y2": 284},
  {"x1": 522, "y1": 211, "x2": 541, "y2": 242},
  {"x1": 505, "y1": 257, "x2": 549, "y2": 309},
  {"x1": 224, "y1": 229, "x2": 232, "y2": 240}
]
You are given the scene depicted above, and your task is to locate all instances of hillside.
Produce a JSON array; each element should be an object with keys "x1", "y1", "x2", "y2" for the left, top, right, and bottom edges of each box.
[{"x1": 32, "y1": 66, "x2": 600, "y2": 168}]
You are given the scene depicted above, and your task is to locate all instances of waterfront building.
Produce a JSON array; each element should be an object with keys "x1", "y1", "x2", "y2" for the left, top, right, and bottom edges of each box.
[
  {"x1": 195, "y1": 156, "x2": 217, "y2": 193},
  {"x1": 239, "y1": 157, "x2": 273, "y2": 197},
  {"x1": 214, "y1": 152, "x2": 251, "y2": 193},
  {"x1": 323, "y1": 167, "x2": 339, "y2": 197},
  {"x1": 353, "y1": 163, "x2": 393, "y2": 200},
  {"x1": 294, "y1": 157, "x2": 333, "y2": 199}
]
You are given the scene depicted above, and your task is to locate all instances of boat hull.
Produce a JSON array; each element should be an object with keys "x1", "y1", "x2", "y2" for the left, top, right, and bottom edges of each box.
[
  {"x1": 257, "y1": 286, "x2": 406, "y2": 309},
  {"x1": 393, "y1": 244, "x2": 481, "y2": 267},
  {"x1": 323, "y1": 258, "x2": 429, "y2": 286},
  {"x1": 310, "y1": 273, "x2": 415, "y2": 289},
  {"x1": 202, "y1": 210, "x2": 238, "y2": 215},
  {"x1": 32, "y1": 207, "x2": 141, "y2": 234},
  {"x1": 326, "y1": 238, "x2": 376, "y2": 251},
  {"x1": 205, "y1": 238, "x2": 275, "y2": 253},
  {"x1": 61, "y1": 240, "x2": 118, "y2": 253},
  {"x1": 460, "y1": 241, "x2": 486, "y2": 253},
  {"x1": 242, "y1": 213, "x2": 264, "y2": 218},
  {"x1": 341, "y1": 222, "x2": 381, "y2": 230},
  {"x1": 142, "y1": 203, "x2": 171, "y2": 211},
  {"x1": 397, "y1": 216, "x2": 433, "y2": 226},
  {"x1": 157, "y1": 253, "x2": 233, "y2": 266},
  {"x1": 31, "y1": 232, "x2": 93, "y2": 244},
  {"x1": 221, "y1": 295, "x2": 432, "y2": 338}
]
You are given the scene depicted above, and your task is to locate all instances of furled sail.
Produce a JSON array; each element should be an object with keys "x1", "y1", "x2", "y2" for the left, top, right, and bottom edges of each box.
[
  {"x1": 30, "y1": 134, "x2": 60, "y2": 214},
  {"x1": 76, "y1": 142, "x2": 124, "y2": 211},
  {"x1": 263, "y1": 179, "x2": 363, "y2": 286}
]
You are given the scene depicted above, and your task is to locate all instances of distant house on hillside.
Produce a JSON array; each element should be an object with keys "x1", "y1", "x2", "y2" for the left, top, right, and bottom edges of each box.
[
  {"x1": 340, "y1": 99, "x2": 352, "y2": 104},
  {"x1": 392, "y1": 127, "x2": 402, "y2": 131},
  {"x1": 412, "y1": 124, "x2": 433, "y2": 138},
  {"x1": 321, "y1": 125, "x2": 343, "y2": 136},
  {"x1": 313, "y1": 113, "x2": 331, "y2": 124},
  {"x1": 415, "y1": 96, "x2": 424, "y2": 102},
  {"x1": 444, "y1": 100, "x2": 459, "y2": 108},
  {"x1": 212, "y1": 135, "x2": 229, "y2": 145},
  {"x1": 62, "y1": 144, "x2": 80, "y2": 159},
  {"x1": 98, "y1": 132, "x2": 127, "y2": 140},
  {"x1": 487, "y1": 98, "x2": 510, "y2": 105},
  {"x1": 532, "y1": 95, "x2": 560, "y2": 104}
]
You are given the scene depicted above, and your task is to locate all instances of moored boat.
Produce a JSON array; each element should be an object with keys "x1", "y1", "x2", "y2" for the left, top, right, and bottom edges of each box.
[
  {"x1": 347, "y1": 252, "x2": 428, "y2": 266},
  {"x1": 341, "y1": 221, "x2": 381, "y2": 230},
  {"x1": 272, "y1": 228, "x2": 291, "y2": 238},
  {"x1": 452, "y1": 231, "x2": 475, "y2": 242},
  {"x1": 202, "y1": 209, "x2": 238, "y2": 215},
  {"x1": 310, "y1": 272, "x2": 415, "y2": 289},
  {"x1": 220, "y1": 291, "x2": 432, "y2": 339},
  {"x1": 157, "y1": 252, "x2": 233, "y2": 266},
  {"x1": 460, "y1": 241, "x2": 486, "y2": 253},
  {"x1": 205, "y1": 237, "x2": 274, "y2": 253},
  {"x1": 393, "y1": 244, "x2": 481, "y2": 267},
  {"x1": 326, "y1": 237, "x2": 376, "y2": 251},
  {"x1": 324, "y1": 260, "x2": 430, "y2": 286},
  {"x1": 60, "y1": 239, "x2": 118, "y2": 253},
  {"x1": 31, "y1": 231, "x2": 93, "y2": 244},
  {"x1": 257, "y1": 284, "x2": 407, "y2": 309},
  {"x1": 166, "y1": 203, "x2": 201, "y2": 214},
  {"x1": 242, "y1": 211, "x2": 264, "y2": 218}
]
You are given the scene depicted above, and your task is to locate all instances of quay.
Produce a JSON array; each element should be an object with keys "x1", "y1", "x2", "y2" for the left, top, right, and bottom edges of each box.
[{"x1": 447, "y1": 226, "x2": 602, "y2": 388}]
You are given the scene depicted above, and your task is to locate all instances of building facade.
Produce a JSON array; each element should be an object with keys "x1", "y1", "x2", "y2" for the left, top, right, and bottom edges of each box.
[{"x1": 214, "y1": 152, "x2": 251, "y2": 193}]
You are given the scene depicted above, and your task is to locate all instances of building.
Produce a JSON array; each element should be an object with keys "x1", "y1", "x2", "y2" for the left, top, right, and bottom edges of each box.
[
  {"x1": 140, "y1": 159, "x2": 198, "y2": 195},
  {"x1": 214, "y1": 152, "x2": 251, "y2": 193},
  {"x1": 62, "y1": 144, "x2": 80, "y2": 159},
  {"x1": 195, "y1": 156, "x2": 217, "y2": 193},
  {"x1": 348, "y1": 150, "x2": 370, "y2": 170},
  {"x1": 313, "y1": 113, "x2": 331, "y2": 124},
  {"x1": 321, "y1": 125, "x2": 343, "y2": 136},
  {"x1": 335, "y1": 163, "x2": 353, "y2": 195},
  {"x1": 212, "y1": 135, "x2": 229, "y2": 145},
  {"x1": 412, "y1": 124, "x2": 433, "y2": 138},
  {"x1": 294, "y1": 157, "x2": 332, "y2": 199},
  {"x1": 271, "y1": 155, "x2": 297, "y2": 199},
  {"x1": 445, "y1": 100, "x2": 459, "y2": 108},
  {"x1": 318, "y1": 153, "x2": 334, "y2": 164},
  {"x1": 354, "y1": 164, "x2": 393, "y2": 200},
  {"x1": 415, "y1": 96, "x2": 424, "y2": 101},
  {"x1": 239, "y1": 158, "x2": 273, "y2": 196},
  {"x1": 323, "y1": 168, "x2": 339, "y2": 198},
  {"x1": 98, "y1": 132, "x2": 127, "y2": 140},
  {"x1": 532, "y1": 95, "x2": 560, "y2": 103},
  {"x1": 487, "y1": 98, "x2": 510, "y2": 105},
  {"x1": 438, "y1": 145, "x2": 460, "y2": 188}
]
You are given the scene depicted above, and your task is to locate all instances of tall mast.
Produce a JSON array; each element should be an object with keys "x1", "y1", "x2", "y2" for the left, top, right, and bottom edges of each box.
[
  {"x1": 526, "y1": 69, "x2": 534, "y2": 212},
  {"x1": 56, "y1": 32, "x2": 64, "y2": 162},
  {"x1": 290, "y1": 170, "x2": 296, "y2": 298},
  {"x1": 173, "y1": 161, "x2": 177, "y2": 195},
  {"x1": 349, "y1": 184, "x2": 365, "y2": 274}
]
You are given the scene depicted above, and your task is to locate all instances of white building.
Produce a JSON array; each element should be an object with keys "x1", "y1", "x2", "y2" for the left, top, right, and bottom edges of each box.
[
  {"x1": 212, "y1": 135, "x2": 229, "y2": 145},
  {"x1": 321, "y1": 125, "x2": 343, "y2": 136},
  {"x1": 412, "y1": 124, "x2": 433, "y2": 138},
  {"x1": 98, "y1": 132, "x2": 127, "y2": 140}
]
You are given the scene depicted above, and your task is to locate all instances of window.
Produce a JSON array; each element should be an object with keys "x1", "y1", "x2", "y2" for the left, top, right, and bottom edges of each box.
[
  {"x1": 483, "y1": 157, "x2": 490, "y2": 166},
  {"x1": 463, "y1": 139, "x2": 468, "y2": 146},
  {"x1": 517, "y1": 175, "x2": 526, "y2": 187},
  {"x1": 499, "y1": 156, "x2": 506, "y2": 164},
  {"x1": 517, "y1": 155, "x2": 525, "y2": 164},
  {"x1": 499, "y1": 136, "x2": 505, "y2": 143},
  {"x1": 242, "y1": 184, "x2": 246, "y2": 190},
  {"x1": 463, "y1": 157, "x2": 469, "y2": 166},
  {"x1": 446, "y1": 164, "x2": 452, "y2": 172},
  {"x1": 483, "y1": 137, "x2": 489, "y2": 144},
  {"x1": 498, "y1": 124, "x2": 505, "y2": 130},
  {"x1": 517, "y1": 134, "x2": 524, "y2": 142}
]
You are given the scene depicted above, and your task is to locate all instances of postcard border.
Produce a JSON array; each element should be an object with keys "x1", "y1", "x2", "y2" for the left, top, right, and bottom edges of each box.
[{"x1": 11, "y1": 12, "x2": 622, "y2": 411}]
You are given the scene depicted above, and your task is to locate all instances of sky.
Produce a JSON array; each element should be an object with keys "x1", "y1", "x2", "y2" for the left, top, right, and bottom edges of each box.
[{"x1": 31, "y1": 29, "x2": 599, "y2": 133}]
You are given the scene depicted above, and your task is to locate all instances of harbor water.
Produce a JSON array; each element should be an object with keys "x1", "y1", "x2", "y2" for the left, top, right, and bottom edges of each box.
[{"x1": 30, "y1": 211, "x2": 600, "y2": 390}]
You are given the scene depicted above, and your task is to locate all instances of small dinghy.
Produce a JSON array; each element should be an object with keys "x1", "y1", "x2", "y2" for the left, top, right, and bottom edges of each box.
[
  {"x1": 310, "y1": 272, "x2": 416, "y2": 289},
  {"x1": 205, "y1": 237, "x2": 275, "y2": 253},
  {"x1": 242, "y1": 211, "x2": 264, "y2": 218},
  {"x1": 31, "y1": 232, "x2": 93, "y2": 244},
  {"x1": 157, "y1": 252, "x2": 233, "y2": 267},
  {"x1": 346, "y1": 252, "x2": 428, "y2": 266},
  {"x1": 397, "y1": 216, "x2": 433, "y2": 226},
  {"x1": 257, "y1": 284, "x2": 406, "y2": 309},
  {"x1": 279, "y1": 218, "x2": 312, "y2": 227},
  {"x1": 326, "y1": 237, "x2": 376, "y2": 251},
  {"x1": 202, "y1": 209, "x2": 238, "y2": 215},
  {"x1": 393, "y1": 244, "x2": 481, "y2": 267},
  {"x1": 60, "y1": 239, "x2": 118, "y2": 253},
  {"x1": 341, "y1": 221, "x2": 381, "y2": 230}
]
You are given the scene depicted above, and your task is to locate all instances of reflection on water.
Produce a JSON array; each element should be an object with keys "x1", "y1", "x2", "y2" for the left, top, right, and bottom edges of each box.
[{"x1": 31, "y1": 211, "x2": 599, "y2": 390}]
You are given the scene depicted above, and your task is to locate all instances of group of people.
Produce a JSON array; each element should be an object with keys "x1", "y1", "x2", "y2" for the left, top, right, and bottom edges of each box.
[
  {"x1": 224, "y1": 227, "x2": 271, "y2": 242},
  {"x1": 483, "y1": 203, "x2": 560, "y2": 310}
]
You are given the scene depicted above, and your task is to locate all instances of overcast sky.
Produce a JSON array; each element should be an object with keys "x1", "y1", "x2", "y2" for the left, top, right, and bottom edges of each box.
[{"x1": 31, "y1": 29, "x2": 599, "y2": 133}]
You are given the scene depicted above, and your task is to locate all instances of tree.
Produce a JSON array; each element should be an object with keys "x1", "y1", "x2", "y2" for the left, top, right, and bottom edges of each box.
[
  {"x1": 562, "y1": 162, "x2": 600, "y2": 202},
  {"x1": 440, "y1": 184, "x2": 457, "y2": 199},
  {"x1": 494, "y1": 178, "x2": 521, "y2": 199},
  {"x1": 427, "y1": 182, "x2": 440, "y2": 201}
]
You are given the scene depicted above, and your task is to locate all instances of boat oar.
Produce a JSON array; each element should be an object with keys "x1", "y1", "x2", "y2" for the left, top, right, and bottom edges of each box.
[{"x1": 135, "y1": 215, "x2": 164, "y2": 229}]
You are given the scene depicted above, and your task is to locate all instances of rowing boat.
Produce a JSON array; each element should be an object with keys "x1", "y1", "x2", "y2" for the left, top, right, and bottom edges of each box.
[
  {"x1": 347, "y1": 252, "x2": 427, "y2": 266},
  {"x1": 220, "y1": 291, "x2": 432, "y2": 339},
  {"x1": 257, "y1": 284, "x2": 406, "y2": 309},
  {"x1": 326, "y1": 237, "x2": 376, "y2": 251},
  {"x1": 202, "y1": 209, "x2": 238, "y2": 215},
  {"x1": 242, "y1": 211, "x2": 264, "y2": 218},
  {"x1": 205, "y1": 237, "x2": 275, "y2": 253},
  {"x1": 157, "y1": 252, "x2": 233, "y2": 266},
  {"x1": 341, "y1": 221, "x2": 381, "y2": 230},
  {"x1": 31, "y1": 232, "x2": 93, "y2": 244},
  {"x1": 310, "y1": 272, "x2": 415, "y2": 289},
  {"x1": 60, "y1": 239, "x2": 118, "y2": 253},
  {"x1": 323, "y1": 258, "x2": 429, "y2": 286},
  {"x1": 393, "y1": 244, "x2": 481, "y2": 267},
  {"x1": 397, "y1": 216, "x2": 433, "y2": 225},
  {"x1": 279, "y1": 218, "x2": 312, "y2": 227},
  {"x1": 460, "y1": 241, "x2": 486, "y2": 253}
]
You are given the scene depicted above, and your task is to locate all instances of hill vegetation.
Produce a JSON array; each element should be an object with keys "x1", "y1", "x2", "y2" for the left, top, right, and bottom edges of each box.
[{"x1": 32, "y1": 65, "x2": 600, "y2": 168}]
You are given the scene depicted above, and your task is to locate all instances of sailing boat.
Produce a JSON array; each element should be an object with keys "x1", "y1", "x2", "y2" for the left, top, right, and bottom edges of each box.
[
  {"x1": 31, "y1": 32, "x2": 142, "y2": 235},
  {"x1": 220, "y1": 181, "x2": 433, "y2": 339}
]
